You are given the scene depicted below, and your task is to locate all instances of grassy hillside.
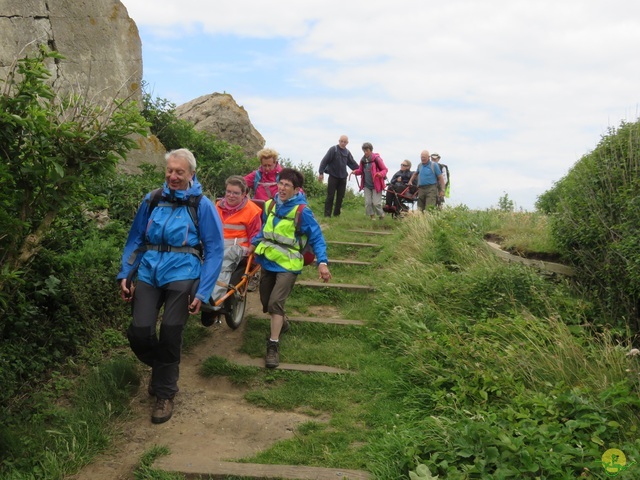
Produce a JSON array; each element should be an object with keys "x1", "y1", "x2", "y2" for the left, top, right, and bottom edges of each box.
[{"x1": 2, "y1": 202, "x2": 639, "y2": 479}]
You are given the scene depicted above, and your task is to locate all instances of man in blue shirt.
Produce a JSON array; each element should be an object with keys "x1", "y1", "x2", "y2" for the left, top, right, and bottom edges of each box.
[{"x1": 408, "y1": 150, "x2": 446, "y2": 212}]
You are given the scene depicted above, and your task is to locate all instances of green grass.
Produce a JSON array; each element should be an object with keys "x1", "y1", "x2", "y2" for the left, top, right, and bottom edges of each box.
[
  {"x1": 0, "y1": 356, "x2": 140, "y2": 479},
  {"x1": 484, "y1": 210, "x2": 561, "y2": 257}
]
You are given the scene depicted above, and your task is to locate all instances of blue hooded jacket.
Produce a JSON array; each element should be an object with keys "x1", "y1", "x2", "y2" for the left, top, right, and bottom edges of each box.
[
  {"x1": 117, "y1": 177, "x2": 224, "y2": 303},
  {"x1": 251, "y1": 191, "x2": 328, "y2": 273}
]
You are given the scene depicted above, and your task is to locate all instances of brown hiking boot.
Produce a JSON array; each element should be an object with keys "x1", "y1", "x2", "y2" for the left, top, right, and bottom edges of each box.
[
  {"x1": 265, "y1": 340, "x2": 280, "y2": 369},
  {"x1": 151, "y1": 398, "x2": 174, "y2": 424}
]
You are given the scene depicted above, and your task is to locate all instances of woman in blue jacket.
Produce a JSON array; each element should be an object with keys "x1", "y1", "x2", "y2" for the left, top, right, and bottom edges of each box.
[{"x1": 117, "y1": 148, "x2": 224, "y2": 424}]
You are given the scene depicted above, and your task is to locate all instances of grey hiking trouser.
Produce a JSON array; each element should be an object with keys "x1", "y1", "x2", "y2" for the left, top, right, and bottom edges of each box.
[
  {"x1": 210, "y1": 244, "x2": 245, "y2": 305},
  {"x1": 127, "y1": 279, "x2": 196, "y2": 400}
]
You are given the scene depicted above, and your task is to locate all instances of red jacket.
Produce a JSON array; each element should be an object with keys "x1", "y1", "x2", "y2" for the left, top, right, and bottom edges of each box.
[{"x1": 244, "y1": 164, "x2": 283, "y2": 200}]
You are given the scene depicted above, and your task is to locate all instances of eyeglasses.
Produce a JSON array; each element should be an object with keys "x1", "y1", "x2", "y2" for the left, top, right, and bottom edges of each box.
[
  {"x1": 278, "y1": 181, "x2": 294, "y2": 189},
  {"x1": 401, "y1": 164, "x2": 410, "y2": 167},
  {"x1": 225, "y1": 190, "x2": 243, "y2": 196}
]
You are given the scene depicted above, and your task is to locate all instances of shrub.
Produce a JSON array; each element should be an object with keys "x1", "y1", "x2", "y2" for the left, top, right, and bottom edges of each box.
[{"x1": 536, "y1": 119, "x2": 640, "y2": 333}]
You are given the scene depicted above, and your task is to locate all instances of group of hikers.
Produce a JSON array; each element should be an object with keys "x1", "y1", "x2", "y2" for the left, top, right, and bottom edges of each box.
[
  {"x1": 318, "y1": 135, "x2": 450, "y2": 220},
  {"x1": 116, "y1": 147, "x2": 330, "y2": 424},
  {"x1": 115, "y1": 137, "x2": 450, "y2": 425}
]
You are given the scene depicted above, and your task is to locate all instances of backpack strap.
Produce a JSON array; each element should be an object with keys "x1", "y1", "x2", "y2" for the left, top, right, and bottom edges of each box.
[
  {"x1": 129, "y1": 189, "x2": 203, "y2": 264},
  {"x1": 255, "y1": 170, "x2": 278, "y2": 199},
  {"x1": 147, "y1": 187, "x2": 163, "y2": 214},
  {"x1": 417, "y1": 162, "x2": 436, "y2": 176},
  {"x1": 147, "y1": 188, "x2": 202, "y2": 230},
  {"x1": 186, "y1": 193, "x2": 203, "y2": 231}
]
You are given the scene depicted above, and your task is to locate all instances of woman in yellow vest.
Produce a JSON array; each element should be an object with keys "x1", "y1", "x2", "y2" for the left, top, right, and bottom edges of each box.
[{"x1": 250, "y1": 168, "x2": 331, "y2": 368}]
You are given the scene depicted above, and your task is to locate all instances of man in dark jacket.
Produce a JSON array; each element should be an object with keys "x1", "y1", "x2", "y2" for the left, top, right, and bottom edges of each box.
[{"x1": 318, "y1": 135, "x2": 358, "y2": 218}]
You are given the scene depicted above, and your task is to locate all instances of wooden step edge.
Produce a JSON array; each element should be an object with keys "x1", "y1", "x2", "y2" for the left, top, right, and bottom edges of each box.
[
  {"x1": 328, "y1": 259, "x2": 373, "y2": 266},
  {"x1": 346, "y1": 229, "x2": 394, "y2": 235},
  {"x1": 224, "y1": 355, "x2": 352, "y2": 374},
  {"x1": 485, "y1": 241, "x2": 575, "y2": 276},
  {"x1": 296, "y1": 281, "x2": 375, "y2": 291},
  {"x1": 326, "y1": 241, "x2": 381, "y2": 248},
  {"x1": 251, "y1": 315, "x2": 365, "y2": 326},
  {"x1": 153, "y1": 457, "x2": 371, "y2": 479}
]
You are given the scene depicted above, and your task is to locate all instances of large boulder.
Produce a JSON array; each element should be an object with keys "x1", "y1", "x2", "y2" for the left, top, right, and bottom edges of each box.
[
  {"x1": 0, "y1": 0, "x2": 142, "y2": 104},
  {"x1": 0, "y1": 0, "x2": 164, "y2": 171},
  {"x1": 175, "y1": 93, "x2": 265, "y2": 159}
]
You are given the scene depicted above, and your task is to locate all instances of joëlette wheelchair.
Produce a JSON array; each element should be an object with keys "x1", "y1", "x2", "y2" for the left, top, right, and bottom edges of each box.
[
  {"x1": 199, "y1": 252, "x2": 260, "y2": 329},
  {"x1": 382, "y1": 182, "x2": 418, "y2": 218},
  {"x1": 199, "y1": 197, "x2": 265, "y2": 329}
]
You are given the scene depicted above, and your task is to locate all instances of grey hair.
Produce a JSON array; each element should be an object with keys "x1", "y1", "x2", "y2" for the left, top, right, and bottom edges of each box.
[{"x1": 166, "y1": 148, "x2": 197, "y2": 172}]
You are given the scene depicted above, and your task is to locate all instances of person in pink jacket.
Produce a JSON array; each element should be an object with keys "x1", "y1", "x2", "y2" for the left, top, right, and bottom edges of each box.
[
  {"x1": 244, "y1": 148, "x2": 283, "y2": 201},
  {"x1": 350, "y1": 142, "x2": 389, "y2": 220}
]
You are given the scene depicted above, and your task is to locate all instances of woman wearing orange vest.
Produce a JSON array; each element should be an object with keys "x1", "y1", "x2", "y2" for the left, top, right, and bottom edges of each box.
[{"x1": 202, "y1": 175, "x2": 262, "y2": 326}]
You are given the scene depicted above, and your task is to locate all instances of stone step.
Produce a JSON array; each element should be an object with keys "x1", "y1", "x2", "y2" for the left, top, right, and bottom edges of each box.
[
  {"x1": 153, "y1": 457, "x2": 370, "y2": 479},
  {"x1": 326, "y1": 240, "x2": 381, "y2": 248},
  {"x1": 296, "y1": 280, "x2": 375, "y2": 292}
]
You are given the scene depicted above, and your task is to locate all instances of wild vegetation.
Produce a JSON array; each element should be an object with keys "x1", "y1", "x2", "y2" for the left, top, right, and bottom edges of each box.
[
  {"x1": 1, "y1": 47, "x2": 639, "y2": 479},
  {"x1": 537, "y1": 120, "x2": 640, "y2": 335}
]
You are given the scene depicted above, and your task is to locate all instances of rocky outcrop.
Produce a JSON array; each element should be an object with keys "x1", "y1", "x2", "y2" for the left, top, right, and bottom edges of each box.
[
  {"x1": 175, "y1": 93, "x2": 265, "y2": 158},
  {"x1": 0, "y1": 0, "x2": 142, "y2": 104}
]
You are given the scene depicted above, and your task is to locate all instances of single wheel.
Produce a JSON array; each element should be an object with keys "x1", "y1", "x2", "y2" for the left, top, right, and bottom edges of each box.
[{"x1": 224, "y1": 292, "x2": 247, "y2": 330}]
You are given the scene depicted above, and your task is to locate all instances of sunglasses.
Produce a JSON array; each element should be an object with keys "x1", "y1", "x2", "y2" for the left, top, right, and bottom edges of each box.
[{"x1": 401, "y1": 164, "x2": 410, "y2": 167}]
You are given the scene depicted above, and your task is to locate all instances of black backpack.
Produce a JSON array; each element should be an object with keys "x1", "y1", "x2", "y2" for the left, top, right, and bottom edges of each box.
[
  {"x1": 127, "y1": 188, "x2": 204, "y2": 266},
  {"x1": 147, "y1": 188, "x2": 203, "y2": 231}
]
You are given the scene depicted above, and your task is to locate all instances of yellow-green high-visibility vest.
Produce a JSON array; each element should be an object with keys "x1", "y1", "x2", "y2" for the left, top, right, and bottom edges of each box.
[{"x1": 254, "y1": 199, "x2": 305, "y2": 270}]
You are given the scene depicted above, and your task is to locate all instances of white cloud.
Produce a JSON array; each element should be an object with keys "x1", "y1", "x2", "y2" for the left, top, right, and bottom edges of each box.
[{"x1": 122, "y1": 0, "x2": 640, "y2": 209}]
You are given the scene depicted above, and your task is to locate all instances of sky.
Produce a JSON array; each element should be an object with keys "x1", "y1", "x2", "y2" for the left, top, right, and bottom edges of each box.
[{"x1": 121, "y1": 0, "x2": 640, "y2": 210}]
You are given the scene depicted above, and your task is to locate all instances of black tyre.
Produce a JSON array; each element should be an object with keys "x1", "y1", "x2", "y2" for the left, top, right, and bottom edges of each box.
[{"x1": 224, "y1": 292, "x2": 246, "y2": 330}]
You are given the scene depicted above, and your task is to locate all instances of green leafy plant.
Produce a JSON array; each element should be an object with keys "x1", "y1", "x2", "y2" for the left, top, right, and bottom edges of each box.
[{"x1": 409, "y1": 463, "x2": 439, "y2": 479}]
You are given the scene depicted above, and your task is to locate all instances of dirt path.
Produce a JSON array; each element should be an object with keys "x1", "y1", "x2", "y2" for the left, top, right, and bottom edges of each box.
[{"x1": 68, "y1": 293, "x2": 324, "y2": 480}]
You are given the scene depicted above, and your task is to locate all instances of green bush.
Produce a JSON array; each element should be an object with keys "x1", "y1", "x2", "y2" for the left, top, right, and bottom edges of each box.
[{"x1": 536, "y1": 119, "x2": 640, "y2": 332}]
